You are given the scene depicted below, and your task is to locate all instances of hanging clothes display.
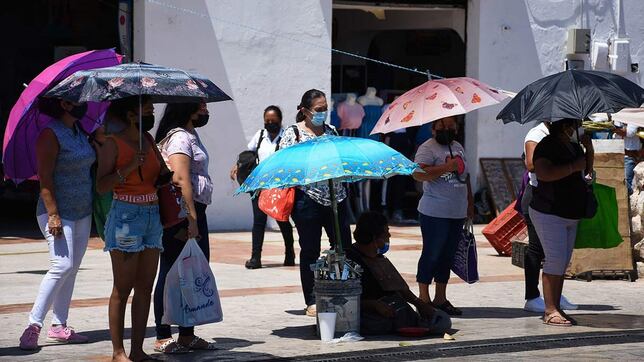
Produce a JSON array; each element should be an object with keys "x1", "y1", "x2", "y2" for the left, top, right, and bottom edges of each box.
[
  {"x1": 338, "y1": 96, "x2": 365, "y2": 131},
  {"x1": 356, "y1": 105, "x2": 383, "y2": 141}
]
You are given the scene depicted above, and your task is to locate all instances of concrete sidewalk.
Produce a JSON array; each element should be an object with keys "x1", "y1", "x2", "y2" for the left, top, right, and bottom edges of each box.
[{"x1": 1, "y1": 225, "x2": 643, "y2": 361}]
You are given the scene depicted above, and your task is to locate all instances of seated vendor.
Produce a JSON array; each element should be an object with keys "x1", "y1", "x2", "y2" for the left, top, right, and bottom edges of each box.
[{"x1": 346, "y1": 212, "x2": 452, "y2": 336}]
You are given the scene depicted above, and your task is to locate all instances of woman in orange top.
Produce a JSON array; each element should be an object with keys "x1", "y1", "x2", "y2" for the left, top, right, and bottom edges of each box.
[{"x1": 97, "y1": 95, "x2": 170, "y2": 362}]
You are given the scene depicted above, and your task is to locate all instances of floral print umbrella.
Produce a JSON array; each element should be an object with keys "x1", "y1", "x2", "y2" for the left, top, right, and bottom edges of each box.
[
  {"x1": 370, "y1": 77, "x2": 509, "y2": 135},
  {"x1": 44, "y1": 62, "x2": 231, "y2": 103}
]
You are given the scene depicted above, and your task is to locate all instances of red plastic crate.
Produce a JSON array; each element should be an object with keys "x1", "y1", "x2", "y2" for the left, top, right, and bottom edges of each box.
[{"x1": 482, "y1": 201, "x2": 527, "y2": 256}]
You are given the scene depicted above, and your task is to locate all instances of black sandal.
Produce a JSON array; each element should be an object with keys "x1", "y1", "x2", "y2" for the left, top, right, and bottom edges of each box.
[{"x1": 437, "y1": 301, "x2": 463, "y2": 316}]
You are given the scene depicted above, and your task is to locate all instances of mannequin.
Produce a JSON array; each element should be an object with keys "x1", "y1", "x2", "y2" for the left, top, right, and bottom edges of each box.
[
  {"x1": 329, "y1": 98, "x2": 341, "y2": 129},
  {"x1": 337, "y1": 93, "x2": 365, "y2": 131},
  {"x1": 358, "y1": 87, "x2": 384, "y2": 106}
]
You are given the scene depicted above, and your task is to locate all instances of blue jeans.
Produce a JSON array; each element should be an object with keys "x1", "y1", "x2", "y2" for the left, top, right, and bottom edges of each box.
[
  {"x1": 104, "y1": 200, "x2": 163, "y2": 252},
  {"x1": 625, "y1": 156, "x2": 637, "y2": 195},
  {"x1": 417, "y1": 214, "x2": 465, "y2": 284}
]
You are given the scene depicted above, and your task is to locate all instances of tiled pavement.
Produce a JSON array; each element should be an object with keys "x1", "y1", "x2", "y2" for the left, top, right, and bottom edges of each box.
[{"x1": 1, "y1": 225, "x2": 643, "y2": 361}]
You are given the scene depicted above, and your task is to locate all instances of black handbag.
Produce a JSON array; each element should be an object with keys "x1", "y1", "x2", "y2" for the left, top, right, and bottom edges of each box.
[{"x1": 236, "y1": 130, "x2": 265, "y2": 185}]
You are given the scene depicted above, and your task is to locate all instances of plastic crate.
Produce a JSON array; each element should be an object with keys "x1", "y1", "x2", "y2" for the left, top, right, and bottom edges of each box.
[{"x1": 482, "y1": 201, "x2": 527, "y2": 256}]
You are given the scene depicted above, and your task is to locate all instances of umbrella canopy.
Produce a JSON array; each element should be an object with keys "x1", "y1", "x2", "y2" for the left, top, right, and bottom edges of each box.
[
  {"x1": 44, "y1": 62, "x2": 232, "y2": 103},
  {"x1": 370, "y1": 77, "x2": 509, "y2": 135},
  {"x1": 2, "y1": 49, "x2": 122, "y2": 182},
  {"x1": 236, "y1": 135, "x2": 418, "y2": 253},
  {"x1": 236, "y1": 135, "x2": 418, "y2": 194},
  {"x1": 496, "y1": 70, "x2": 644, "y2": 124}
]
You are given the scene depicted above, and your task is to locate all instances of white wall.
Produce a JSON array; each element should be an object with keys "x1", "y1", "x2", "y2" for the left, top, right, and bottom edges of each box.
[
  {"x1": 466, "y1": 0, "x2": 644, "y2": 189},
  {"x1": 135, "y1": 0, "x2": 332, "y2": 230}
]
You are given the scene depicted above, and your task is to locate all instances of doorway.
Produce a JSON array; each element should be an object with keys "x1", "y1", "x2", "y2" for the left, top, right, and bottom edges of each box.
[
  {"x1": 331, "y1": 1, "x2": 467, "y2": 220},
  {"x1": 0, "y1": 0, "x2": 129, "y2": 238}
]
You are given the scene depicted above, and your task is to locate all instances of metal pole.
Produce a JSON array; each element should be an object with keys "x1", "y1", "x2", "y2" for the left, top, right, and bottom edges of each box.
[
  {"x1": 138, "y1": 93, "x2": 144, "y2": 181},
  {"x1": 138, "y1": 62, "x2": 144, "y2": 180},
  {"x1": 328, "y1": 179, "x2": 343, "y2": 254}
]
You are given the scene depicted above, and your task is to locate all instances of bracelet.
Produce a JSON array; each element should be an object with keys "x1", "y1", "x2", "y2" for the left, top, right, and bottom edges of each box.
[{"x1": 116, "y1": 169, "x2": 126, "y2": 184}]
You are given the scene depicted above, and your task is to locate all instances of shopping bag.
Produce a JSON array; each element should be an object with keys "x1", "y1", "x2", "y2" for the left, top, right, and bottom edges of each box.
[
  {"x1": 451, "y1": 220, "x2": 479, "y2": 284},
  {"x1": 162, "y1": 239, "x2": 223, "y2": 326},
  {"x1": 575, "y1": 183, "x2": 623, "y2": 249},
  {"x1": 258, "y1": 188, "x2": 295, "y2": 222}
]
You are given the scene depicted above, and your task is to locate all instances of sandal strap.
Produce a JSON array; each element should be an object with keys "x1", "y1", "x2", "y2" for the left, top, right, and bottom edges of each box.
[
  {"x1": 544, "y1": 313, "x2": 570, "y2": 324},
  {"x1": 159, "y1": 339, "x2": 175, "y2": 350},
  {"x1": 186, "y1": 336, "x2": 218, "y2": 350},
  {"x1": 157, "y1": 339, "x2": 188, "y2": 353},
  {"x1": 187, "y1": 336, "x2": 201, "y2": 348}
]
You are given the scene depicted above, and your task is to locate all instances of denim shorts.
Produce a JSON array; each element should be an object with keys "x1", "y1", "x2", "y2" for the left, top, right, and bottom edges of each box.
[{"x1": 104, "y1": 200, "x2": 163, "y2": 253}]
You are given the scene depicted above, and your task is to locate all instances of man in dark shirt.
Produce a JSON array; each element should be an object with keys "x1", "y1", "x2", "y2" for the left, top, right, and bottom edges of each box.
[{"x1": 346, "y1": 212, "x2": 451, "y2": 335}]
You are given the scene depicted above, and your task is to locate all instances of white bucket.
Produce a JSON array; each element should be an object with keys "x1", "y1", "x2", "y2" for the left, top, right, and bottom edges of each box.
[{"x1": 318, "y1": 312, "x2": 337, "y2": 342}]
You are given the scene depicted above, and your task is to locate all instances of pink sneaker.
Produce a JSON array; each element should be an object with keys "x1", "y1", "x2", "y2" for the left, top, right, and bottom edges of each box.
[
  {"x1": 46, "y1": 325, "x2": 88, "y2": 344},
  {"x1": 19, "y1": 324, "x2": 41, "y2": 350}
]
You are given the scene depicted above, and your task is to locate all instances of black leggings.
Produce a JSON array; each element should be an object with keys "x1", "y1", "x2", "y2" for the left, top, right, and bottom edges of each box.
[
  {"x1": 524, "y1": 214, "x2": 545, "y2": 300},
  {"x1": 521, "y1": 186, "x2": 545, "y2": 300},
  {"x1": 251, "y1": 197, "x2": 294, "y2": 255},
  {"x1": 154, "y1": 202, "x2": 210, "y2": 339},
  {"x1": 291, "y1": 190, "x2": 351, "y2": 306}
]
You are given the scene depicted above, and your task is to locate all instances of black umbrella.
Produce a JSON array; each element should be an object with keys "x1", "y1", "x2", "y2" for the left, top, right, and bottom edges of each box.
[{"x1": 496, "y1": 70, "x2": 644, "y2": 124}]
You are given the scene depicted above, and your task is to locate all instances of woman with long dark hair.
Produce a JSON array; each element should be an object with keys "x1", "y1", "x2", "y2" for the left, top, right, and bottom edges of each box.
[
  {"x1": 230, "y1": 105, "x2": 296, "y2": 269},
  {"x1": 153, "y1": 102, "x2": 217, "y2": 353},
  {"x1": 97, "y1": 95, "x2": 169, "y2": 362},
  {"x1": 279, "y1": 89, "x2": 351, "y2": 317}
]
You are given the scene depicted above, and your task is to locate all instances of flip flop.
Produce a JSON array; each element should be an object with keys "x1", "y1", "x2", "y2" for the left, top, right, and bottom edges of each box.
[
  {"x1": 153, "y1": 339, "x2": 189, "y2": 354},
  {"x1": 560, "y1": 311, "x2": 579, "y2": 325},
  {"x1": 543, "y1": 312, "x2": 572, "y2": 327},
  {"x1": 183, "y1": 336, "x2": 218, "y2": 351}
]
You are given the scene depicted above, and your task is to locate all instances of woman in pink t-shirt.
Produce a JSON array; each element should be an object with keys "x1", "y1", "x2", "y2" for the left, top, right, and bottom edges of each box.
[{"x1": 153, "y1": 102, "x2": 217, "y2": 353}]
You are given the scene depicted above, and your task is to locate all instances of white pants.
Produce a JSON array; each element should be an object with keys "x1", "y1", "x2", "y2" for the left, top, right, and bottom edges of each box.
[
  {"x1": 528, "y1": 208, "x2": 579, "y2": 276},
  {"x1": 28, "y1": 214, "x2": 91, "y2": 327}
]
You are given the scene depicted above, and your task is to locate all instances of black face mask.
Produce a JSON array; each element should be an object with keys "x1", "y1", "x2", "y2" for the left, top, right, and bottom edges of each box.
[
  {"x1": 68, "y1": 103, "x2": 88, "y2": 120},
  {"x1": 264, "y1": 122, "x2": 281, "y2": 134},
  {"x1": 193, "y1": 114, "x2": 209, "y2": 128},
  {"x1": 134, "y1": 115, "x2": 155, "y2": 132},
  {"x1": 435, "y1": 129, "x2": 456, "y2": 145}
]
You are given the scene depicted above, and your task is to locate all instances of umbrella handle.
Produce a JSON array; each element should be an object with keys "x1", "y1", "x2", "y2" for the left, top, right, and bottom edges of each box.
[
  {"x1": 328, "y1": 179, "x2": 344, "y2": 254},
  {"x1": 138, "y1": 95, "x2": 144, "y2": 181}
]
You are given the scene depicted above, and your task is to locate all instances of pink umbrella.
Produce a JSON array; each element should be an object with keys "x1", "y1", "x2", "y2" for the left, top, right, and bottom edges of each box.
[
  {"x1": 370, "y1": 77, "x2": 509, "y2": 135},
  {"x1": 2, "y1": 49, "x2": 122, "y2": 182}
]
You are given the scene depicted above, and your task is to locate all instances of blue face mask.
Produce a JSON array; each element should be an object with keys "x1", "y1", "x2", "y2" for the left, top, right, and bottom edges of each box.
[
  {"x1": 377, "y1": 242, "x2": 390, "y2": 255},
  {"x1": 310, "y1": 111, "x2": 327, "y2": 126}
]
